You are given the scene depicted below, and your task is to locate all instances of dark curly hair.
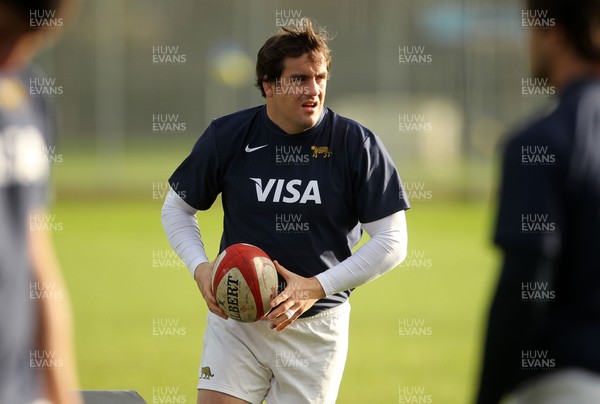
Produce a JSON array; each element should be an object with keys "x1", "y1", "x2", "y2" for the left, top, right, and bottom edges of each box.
[
  {"x1": 527, "y1": 0, "x2": 600, "y2": 62},
  {"x1": 255, "y1": 19, "x2": 332, "y2": 97}
]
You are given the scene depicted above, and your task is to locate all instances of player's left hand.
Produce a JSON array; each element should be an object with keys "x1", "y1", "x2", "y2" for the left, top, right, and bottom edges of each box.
[{"x1": 267, "y1": 260, "x2": 326, "y2": 331}]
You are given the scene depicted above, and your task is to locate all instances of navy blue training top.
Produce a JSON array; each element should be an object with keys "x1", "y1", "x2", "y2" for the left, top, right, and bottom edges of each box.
[
  {"x1": 169, "y1": 105, "x2": 410, "y2": 316},
  {"x1": 478, "y1": 78, "x2": 600, "y2": 402},
  {"x1": 495, "y1": 79, "x2": 600, "y2": 298}
]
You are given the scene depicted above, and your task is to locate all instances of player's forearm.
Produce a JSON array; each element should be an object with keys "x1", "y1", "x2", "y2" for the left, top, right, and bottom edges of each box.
[
  {"x1": 29, "y1": 213, "x2": 82, "y2": 404},
  {"x1": 161, "y1": 188, "x2": 209, "y2": 276},
  {"x1": 35, "y1": 284, "x2": 81, "y2": 404},
  {"x1": 315, "y1": 211, "x2": 408, "y2": 296}
]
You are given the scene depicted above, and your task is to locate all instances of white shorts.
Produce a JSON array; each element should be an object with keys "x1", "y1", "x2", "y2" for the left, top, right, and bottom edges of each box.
[
  {"x1": 508, "y1": 368, "x2": 600, "y2": 404},
  {"x1": 197, "y1": 301, "x2": 350, "y2": 404}
]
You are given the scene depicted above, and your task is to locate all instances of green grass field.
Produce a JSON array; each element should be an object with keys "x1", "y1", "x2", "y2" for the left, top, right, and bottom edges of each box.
[
  {"x1": 51, "y1": 194, "x2": 498, "y2": 403},
  {"x1": 45, "y1": 140, "x2": 499, "y2": 403}
]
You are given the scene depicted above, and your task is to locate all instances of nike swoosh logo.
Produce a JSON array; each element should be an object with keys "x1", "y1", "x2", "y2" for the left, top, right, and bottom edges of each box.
[{"x1": 245, "y1": 144, "x2": 268, "y2": 153}]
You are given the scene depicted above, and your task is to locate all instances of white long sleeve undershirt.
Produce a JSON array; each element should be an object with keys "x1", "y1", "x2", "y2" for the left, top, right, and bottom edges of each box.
[
  {"x1": 161, "y1": 188, "x2": 408, "y2": 295},
  {"x1": 315, "y1": 209, "x2": 407, "y2": 296},
  {"x1": 161, "y1": 189, "x2": 209, "y2": 275}
]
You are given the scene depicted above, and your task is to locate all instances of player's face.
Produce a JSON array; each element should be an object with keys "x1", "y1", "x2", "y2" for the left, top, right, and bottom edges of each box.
[{"x1": 264, "y1": 53, "x2": 328, "y2": 134}]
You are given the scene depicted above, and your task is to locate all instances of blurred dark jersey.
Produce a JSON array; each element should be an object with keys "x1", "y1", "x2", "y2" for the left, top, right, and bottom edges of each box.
[
  {"x1": 0, "y1": 66, "x2": 54, "y2": 403},
  {"x1": 169, "y1": 106, "x2": 409, "y2": 317},
  {"x1": 480, "y1": 78, "x2": 600, "y2": 402}
]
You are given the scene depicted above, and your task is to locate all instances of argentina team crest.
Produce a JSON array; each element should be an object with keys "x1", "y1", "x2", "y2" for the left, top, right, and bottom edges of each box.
[{"x1": 310, "y1": 145, "x2": 332, "y2": 158}]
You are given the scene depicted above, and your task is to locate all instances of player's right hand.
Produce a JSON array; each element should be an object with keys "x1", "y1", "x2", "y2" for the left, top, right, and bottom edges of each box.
[{"x1": 194, "y1": 262, "x2": 228, "y2": 320}]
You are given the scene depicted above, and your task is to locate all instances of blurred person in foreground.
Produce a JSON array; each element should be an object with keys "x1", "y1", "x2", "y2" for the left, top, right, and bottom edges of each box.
[
  {"x1": 477, "y1": 0, "x2": 600, "y2": 403},
  {"x1": 0, "y1": 0, "x2": 81, "y2": 403}
]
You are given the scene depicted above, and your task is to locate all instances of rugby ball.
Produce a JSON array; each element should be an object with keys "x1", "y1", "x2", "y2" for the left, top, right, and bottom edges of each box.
[{"x1": 211, "y1": 243, "x2": 278, "y2": 322}]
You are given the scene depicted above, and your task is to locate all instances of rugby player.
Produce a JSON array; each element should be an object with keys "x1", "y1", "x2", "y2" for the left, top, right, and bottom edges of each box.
[
  {"x1": 163, "y1": 21, "x2": 409, "y2": 403},
  {"x1": 0, "y1": 0, "x2": 81, "y2": 403},
  {"x1": 477, "y1": 0, "x2": 600, "y2": 402}
]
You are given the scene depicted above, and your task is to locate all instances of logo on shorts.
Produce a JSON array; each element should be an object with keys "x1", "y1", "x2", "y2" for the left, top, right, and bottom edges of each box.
[
  {"x1": 310, "y1": 145, "x2": 332, "y2": 158},
  {"x1": 200, "y1": 366, "x2": 215, "y2": 380}
]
